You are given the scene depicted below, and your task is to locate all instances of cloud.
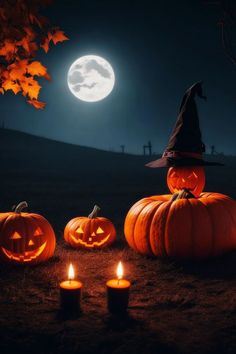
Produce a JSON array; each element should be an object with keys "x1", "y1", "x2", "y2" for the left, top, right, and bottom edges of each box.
[
  {"x1": 85, "y1": 59, "x2": 111, "y2": 78},
  {"x1": 68, "y1": 70, "x2": 84, "y2": 85},
  {"x1": 73, "y1": 82, "x2": 97, "y2": 92},
  {"x1": 74, "y1": 64, "x2": 82, "y2": 70}
]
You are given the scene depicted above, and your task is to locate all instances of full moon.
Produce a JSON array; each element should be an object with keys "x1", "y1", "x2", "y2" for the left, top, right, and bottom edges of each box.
[{"x1": 67, "y1": 55, "x2": 115, "y2": 102}]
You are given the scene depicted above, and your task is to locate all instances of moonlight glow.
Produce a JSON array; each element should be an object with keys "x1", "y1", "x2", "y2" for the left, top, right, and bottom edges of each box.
[{"x1": 67, "y1": 55, "x2": 115, "y2": 102}]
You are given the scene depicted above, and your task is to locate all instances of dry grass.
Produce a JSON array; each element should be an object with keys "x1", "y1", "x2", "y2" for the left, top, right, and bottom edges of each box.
[{"x1": 1, "y1": 241, "x2": 236, "y2": 354}]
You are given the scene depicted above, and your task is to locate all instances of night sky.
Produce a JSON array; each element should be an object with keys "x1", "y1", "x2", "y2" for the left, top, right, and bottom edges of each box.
[{"x1": 1, "y1": 0, "x2": 236, "y2": 155}]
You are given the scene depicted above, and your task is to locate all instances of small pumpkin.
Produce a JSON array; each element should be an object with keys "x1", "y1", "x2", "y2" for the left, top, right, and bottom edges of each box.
[
  {"x1": 0, "y1": 201, "x2": 56, "y2": 264},
  {"x1": 167, "y1": 166, "x2": 205, "y2": 197},
  {"x1": 64, "y1": 205, "x2": 116, "y2": 249},
  {"x1": 124, "y1": 191, "x2": 236, "y2": 259}
]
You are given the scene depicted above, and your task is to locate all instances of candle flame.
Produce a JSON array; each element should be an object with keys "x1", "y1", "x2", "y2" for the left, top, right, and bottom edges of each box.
[
  {"x1": 68, "y1": 263, "x2": 75, "y2": 280},
  {"x1": 117, "y1": 261, "x2": 123, "y2": 280}
]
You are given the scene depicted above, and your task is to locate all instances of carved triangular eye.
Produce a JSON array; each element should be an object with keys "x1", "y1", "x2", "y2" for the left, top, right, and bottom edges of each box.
[
  {"x1": 96, "y1": 227, "x2": 104, "y2": 234},
  {"x1": 10, "y1": 231, "x2": 22, "y2": 240},
  {"x1": 76, "y1": 226, "x2": 84, "y2": 234},
  {"x1": 34, "y1": 227, "x2": 43, "y2": 236},
  {"x1": 187, "y1": 172, "x2": 197, "y2": 179}
]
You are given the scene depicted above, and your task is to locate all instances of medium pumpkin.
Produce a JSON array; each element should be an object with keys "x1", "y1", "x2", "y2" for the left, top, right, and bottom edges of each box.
[
  {"x1": 167, "y1": 166, "x2": 205, "y2": 197},
  {"x1": 124, "y1": 192, "x2": 236, "y2": 259},
  {"x1": 64, "y1": 205, "x2": 116, "y2": 249},
  {"x1": 0, "y1": 201, "x2": 56, "y2": 264}
]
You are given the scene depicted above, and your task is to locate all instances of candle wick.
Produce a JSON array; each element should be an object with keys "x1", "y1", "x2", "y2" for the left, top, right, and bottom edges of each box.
[{"x1": 117, "y1": 278, "x2": 120, "y2": 285}]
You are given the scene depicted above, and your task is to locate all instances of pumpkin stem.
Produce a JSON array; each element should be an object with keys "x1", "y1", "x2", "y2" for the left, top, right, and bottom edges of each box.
[
  {"x1": 14, "y1": 201, "x2": 28, "y2": 213},
  {"x1": 171, "y1": 189, "x2": 195, "y2": 202},
  {"x1": 88, "y1": 205, "x2": 101, "y2": 219}
]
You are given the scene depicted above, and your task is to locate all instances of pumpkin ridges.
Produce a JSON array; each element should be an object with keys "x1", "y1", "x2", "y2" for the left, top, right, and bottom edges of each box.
[
  {"x1": 188, "y1": 198, "x2": 213, "y2": 258},
  {"x1": 2, "y1": 214, "x2": 26, "y2": 256},
  {"x1": 194, "y1": 194, "x2": 236, "y2": 256},
  {"x1": 124, "y1": 199, "x2": 152, "y2": 251},
  {"x1": 165, "y1": 199, "x2": 193, "y2": 258},
  {"x1": 30, "y1": 214, "x2": 56, "y2": 261},
  {"x1": 64, "y1": 217, "x2": 84, "y2": 244},
  {"x1": 65, "y1": 217, "x2": 85, "y2": 246},
  {"x1": 133, "y1": 200, "x2": 165, "y2": 255},
  {"x1": 198, "y1": 196, "x2": 216, "y2": 257},
  {"x1": 200, "y1": 197, "x2": 235, "y2": 256},
  {"x1": 214, "y1": 201, "x2": 234, "y2": 255},
  {"x1": 23, "y1": 214, "x2": 55, "y2": 262},
  {"x1": 83, "y1": 218, "x2": 91, "y2": 243},
  {"x1": 199, "y1": 197, "x2": 221, "y2": 256},
  {"x1": 219, "y1": 198, "x2": 236, "y2": 248},
  {"x1": 149, "y1": 200, "x2": 172, "y2": 256}
]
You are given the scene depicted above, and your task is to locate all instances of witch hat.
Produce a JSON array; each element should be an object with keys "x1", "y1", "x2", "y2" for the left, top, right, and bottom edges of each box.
[{"x1": 146, "y1": 82, "x2": 223, "y2": 167}]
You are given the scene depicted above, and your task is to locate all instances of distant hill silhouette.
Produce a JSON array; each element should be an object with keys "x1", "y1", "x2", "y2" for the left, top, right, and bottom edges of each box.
[{"x1": 0, "y1": 128, "x2": 235, "y2": 233}]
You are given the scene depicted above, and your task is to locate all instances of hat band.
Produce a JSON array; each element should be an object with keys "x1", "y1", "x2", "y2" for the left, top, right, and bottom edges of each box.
[{"x1": 162, "y1": 151, "x2": 203, "y2": 159}]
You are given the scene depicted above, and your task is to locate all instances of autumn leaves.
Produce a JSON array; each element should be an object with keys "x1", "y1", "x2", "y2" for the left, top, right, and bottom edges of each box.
[{"x1": 0, "y1": 0, "x2": 68, "y2": 109}]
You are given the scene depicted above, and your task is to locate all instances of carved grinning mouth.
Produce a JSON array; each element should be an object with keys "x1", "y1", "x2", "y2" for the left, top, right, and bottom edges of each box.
[
  {"x1": 1, "y1": 242, "x2": 47, "y2": 262},
  {"x1": 70, "y1": 233, "x2": 110, "y2": 248}
]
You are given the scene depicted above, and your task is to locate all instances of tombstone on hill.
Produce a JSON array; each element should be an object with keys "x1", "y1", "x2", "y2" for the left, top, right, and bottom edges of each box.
[{"x1": 143, "y1": 141, "x2": 152, "y2": 156}]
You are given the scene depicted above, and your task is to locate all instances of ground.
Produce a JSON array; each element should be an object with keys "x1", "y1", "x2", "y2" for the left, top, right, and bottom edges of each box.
[{"x1": 0, "y1": 129, "x2": 236, "y2": 354}]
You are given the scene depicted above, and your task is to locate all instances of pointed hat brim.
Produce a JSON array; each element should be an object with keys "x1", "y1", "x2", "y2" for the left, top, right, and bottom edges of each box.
[{"x1": 146, "y1": 156, "x2": 224, "y2": 168}]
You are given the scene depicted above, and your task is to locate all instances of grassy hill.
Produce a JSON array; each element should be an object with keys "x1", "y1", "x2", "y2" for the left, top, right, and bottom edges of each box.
[{"x1": 0, "y1": 128, "x2": 235, "y2": 235}]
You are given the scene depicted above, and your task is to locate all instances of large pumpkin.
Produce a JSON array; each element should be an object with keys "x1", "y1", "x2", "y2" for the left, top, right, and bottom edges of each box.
[
  {"x1": 124, "y1": 192, "x2": 236, "y2": 259},
  {"x1": 64, "y1": 205, "x2": 116, "y2": 249},
  {"x1": 0, "y1": 201, "x2": 56, "y2": 264},
  {"x1": 167, "y1": 166, "x2": 205, "y2": 197}
]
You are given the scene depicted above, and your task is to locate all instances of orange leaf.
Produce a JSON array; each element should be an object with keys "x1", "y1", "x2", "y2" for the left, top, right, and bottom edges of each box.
[
  {"x1": 43, "y1": 72, "x2": 51, "y2": 81},
  {"x1": 0, "y1": 40, "x2": 16, "y2": 60},
  {"x1": 17, "y1": 37, "x2": 30, "y2": 54},
  {"x1": 21, "y1": 77, "x2": 41, "y2": 99},
  {"x1": 0, "y1": 87, "x2": 4, "y2": 94},
  {"x1": 27, "y1": 99, "x2": 46, "y2": 109},
  {"x1": 29, "y1": 13, "x2": 42, "y2": 28},
  {"x1": 50, "y1": 30, "x2": 69, "y2": 45},
  {"x1": 23, "y1": 27, "x2": 36, "y2": 41},
  {"x1": 40, "y1": 37, "x2": 50, "y2": 53},
  {"x1": 10, "y1": 83, "x2": 21, "y2": 95},
  {"x1": 1, "y1": 69, "x2": 10, "y2": 80},
  {"x1": 47, "y1": 31, "x2": 53, "y2": 41},
  {"x1": 8, "y1": 60, "x2": 28, "y2": 80},
  {"x1": 2, "y1": 79, "x2": 21, "y2": 94},
  {"x1": 27, "y1": 61, "x2": 47, "y2": 76},
  {"x1": 2, "y1": 79, "x2": 14, "y2": 91}
]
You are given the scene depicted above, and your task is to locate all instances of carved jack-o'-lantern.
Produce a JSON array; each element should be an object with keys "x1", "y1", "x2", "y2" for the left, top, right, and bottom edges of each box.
[
  {"x1": 0, "y1": 201, "x2": 56, "y2": 264},
  {"x1": 64, "y1": 205, "x2": 116, "y2": 249},
  {"x1": 167, "y1": 166, "x2": 205, "y2": 197}
]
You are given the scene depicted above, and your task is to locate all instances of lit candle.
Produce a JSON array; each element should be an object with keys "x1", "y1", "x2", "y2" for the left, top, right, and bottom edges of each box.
[
  {"x1": 59, "y1": 263, "x2": 82, "y2": 311},
  {"x1": 106, "y1": 261, "x2": 131, "y2": 313}
]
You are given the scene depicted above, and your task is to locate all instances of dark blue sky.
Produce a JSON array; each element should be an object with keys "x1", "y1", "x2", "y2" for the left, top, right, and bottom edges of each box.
[{"x1": 2, "y1": 0, "x2": 236, "y2": 154}]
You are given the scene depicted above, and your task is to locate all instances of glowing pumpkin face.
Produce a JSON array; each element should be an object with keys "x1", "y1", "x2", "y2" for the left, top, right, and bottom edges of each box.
[
  {"x1": 0, "y1": 202, "x2": 56, "y2": 264},
  {"x1": 64, "y1": 205, "x2": 116, "y2": 249},
  {"x1": 167, "y1": 166, "x2": 205, "y2": 197}
]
